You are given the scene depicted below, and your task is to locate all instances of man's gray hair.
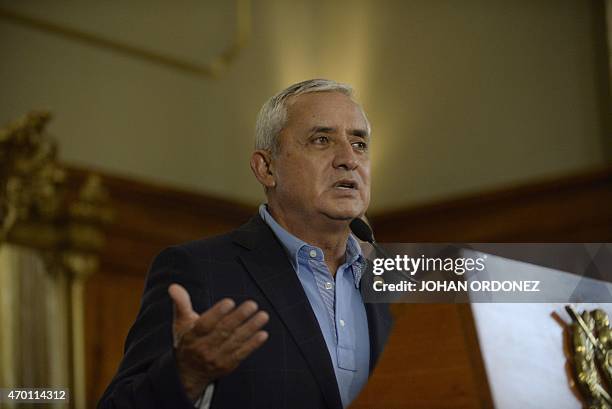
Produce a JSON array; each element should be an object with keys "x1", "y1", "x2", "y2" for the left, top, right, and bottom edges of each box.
[{"x1": 254, "y1": 79, "x2": 370, "y2": 153}]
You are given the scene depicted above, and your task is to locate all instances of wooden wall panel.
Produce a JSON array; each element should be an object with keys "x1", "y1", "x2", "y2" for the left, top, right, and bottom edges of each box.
[
  {"x1": 84, "y1": 273, "x2": 144, "y2": 407},
  {"x1": 69, "y1": 165, "x2": 612, "y2": 408},
  {"x1": 353, "y1": 304, "x2": 493, "y2": 409},
  {"x1": 372, "y1": 168, "x2": 612, "y2": 242},
  {"x1": 64, "y1": 166, "x2": 256, "y2": 277}
]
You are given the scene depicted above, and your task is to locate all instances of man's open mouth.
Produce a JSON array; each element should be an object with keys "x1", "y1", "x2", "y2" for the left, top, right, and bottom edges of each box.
[{"x1": 333, "y1": 180, "x2": 358, "y2": 190}]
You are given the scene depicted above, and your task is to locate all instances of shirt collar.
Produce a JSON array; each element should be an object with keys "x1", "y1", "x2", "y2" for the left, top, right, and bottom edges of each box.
[{"x1": 259, "y1": 204, "x2": 365, "y2": 288}]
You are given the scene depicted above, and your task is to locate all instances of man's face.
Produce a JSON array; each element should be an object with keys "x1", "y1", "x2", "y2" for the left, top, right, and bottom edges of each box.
[{"x1": 270, "y1": 91, "x2": 371, "y2": 222}]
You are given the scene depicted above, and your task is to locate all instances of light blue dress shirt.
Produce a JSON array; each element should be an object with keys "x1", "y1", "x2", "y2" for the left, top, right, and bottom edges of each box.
[{"x1": 259, "y1": 204, "x2": 370, "y2": 408}]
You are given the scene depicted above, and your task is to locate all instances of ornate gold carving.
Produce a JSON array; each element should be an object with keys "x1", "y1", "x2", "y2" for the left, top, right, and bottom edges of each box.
[
  {"x1": 0, "y1": 111, "x2": 63, "y2": 240},
  {"x1": 0, "y1": 111, "x2": 113, "y2": 272},
  {"x1": 0, "y1": 0, "x2": 251, "y2": 78},
  {"x1": 567, "y1": 305, "x2": 612, "y2": 409},
  {"x1": 0, "y1": 111, "x2": 113, "y2": 409}
]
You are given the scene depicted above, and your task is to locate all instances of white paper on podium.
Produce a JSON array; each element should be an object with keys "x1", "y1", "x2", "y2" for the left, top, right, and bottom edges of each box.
[{"x1": 465, "y1": 251, "x2": 612, "y2": 409}]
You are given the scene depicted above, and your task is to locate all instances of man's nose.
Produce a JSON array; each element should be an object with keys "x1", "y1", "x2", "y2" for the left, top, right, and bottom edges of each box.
[{"x1": 332, "y1": 140, "x2": 358, "y2": 170}]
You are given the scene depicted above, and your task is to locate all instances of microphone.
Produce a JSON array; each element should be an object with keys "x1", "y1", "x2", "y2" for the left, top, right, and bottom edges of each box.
[
  {"x1": 350, "y1": 218, "x2": 418, "y2": 284},
  {"x1": 350, "y1": 218, "x2": 390, "y2": 258}
]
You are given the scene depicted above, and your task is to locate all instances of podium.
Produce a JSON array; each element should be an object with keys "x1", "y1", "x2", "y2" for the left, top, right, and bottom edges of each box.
[{"x1": 351, "y1": 248, "x2": 612, "y2": 409}]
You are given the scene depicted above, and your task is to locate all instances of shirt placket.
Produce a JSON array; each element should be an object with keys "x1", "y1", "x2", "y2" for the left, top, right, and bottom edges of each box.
[
  {"x1": 303, "y1": 247, "x2": 338, "y2": 343},
  {"x1": 335, "y1": 263, "x2": 358, "y2": 371}
]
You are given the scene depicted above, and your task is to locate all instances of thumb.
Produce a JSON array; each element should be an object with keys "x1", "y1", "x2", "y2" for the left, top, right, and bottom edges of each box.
[{"x1": 169, "y1": 284, "x2": 199, "y2": 333}]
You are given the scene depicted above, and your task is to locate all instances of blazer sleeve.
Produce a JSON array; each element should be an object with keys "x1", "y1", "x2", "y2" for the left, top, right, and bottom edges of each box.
[{"x1": 97, "y1": 245, "x2": 209, "y2": 409}]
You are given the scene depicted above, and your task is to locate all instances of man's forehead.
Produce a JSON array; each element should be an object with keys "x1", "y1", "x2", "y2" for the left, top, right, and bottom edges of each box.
[{"x1": 285, "y1": 92, "x2": 368, "y2": 128}]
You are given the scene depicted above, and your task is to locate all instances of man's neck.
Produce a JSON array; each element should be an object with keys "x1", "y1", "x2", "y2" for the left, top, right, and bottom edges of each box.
[{"x1": 267, "y1": 204, "x2": 349, "y2": 276}]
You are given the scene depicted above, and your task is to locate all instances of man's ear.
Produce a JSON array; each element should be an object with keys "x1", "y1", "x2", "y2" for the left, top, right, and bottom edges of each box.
[{"x1": 250, "y1": 150, "x2": 276, "y2": 188}]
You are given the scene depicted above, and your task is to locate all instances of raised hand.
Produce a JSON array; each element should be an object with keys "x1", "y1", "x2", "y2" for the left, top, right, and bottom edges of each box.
[{"x1": 168, "y1": 283, "x2": 269, "y2": 401}]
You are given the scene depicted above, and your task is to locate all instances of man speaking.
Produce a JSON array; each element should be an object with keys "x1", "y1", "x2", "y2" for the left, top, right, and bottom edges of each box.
[{"x1": 98, "y1": 79, "x2": 392, "y2": 409}]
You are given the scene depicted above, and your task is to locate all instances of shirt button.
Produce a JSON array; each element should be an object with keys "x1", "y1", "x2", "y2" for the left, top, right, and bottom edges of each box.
[
  {"x1": 324, "y1": 282, "x2": 333, "y2": 290},
  {"x1": 339, "y1": 319, "x2": 345, "y2": 327},
  {"x1": 309, "y1": 250, "x2": 317, "y2": 258}
]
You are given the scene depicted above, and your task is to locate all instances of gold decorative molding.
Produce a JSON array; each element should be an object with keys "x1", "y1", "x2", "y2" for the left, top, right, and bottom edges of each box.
[
  {"x1": 0, "y1": 111, "x2": 113, "y2": 409},
  {"x1": 0, "y1": 0, "x2": 251, "y2": 78},
  {"x1": 0, "y1": 111, "x2": 63, "y2": 241},
  {"x1": 0, "y1": 111, "x2": 113, "y2": 261}
]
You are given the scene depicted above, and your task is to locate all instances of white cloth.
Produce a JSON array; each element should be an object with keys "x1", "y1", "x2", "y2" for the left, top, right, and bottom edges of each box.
[{"x1": 194, "y1": 383, "x2": 214, "y2": 409}]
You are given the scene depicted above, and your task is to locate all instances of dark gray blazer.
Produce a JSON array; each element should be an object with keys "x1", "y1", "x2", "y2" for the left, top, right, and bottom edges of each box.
[{"x1": 98, "y1": 214, "x2": 392, "y2": 409}]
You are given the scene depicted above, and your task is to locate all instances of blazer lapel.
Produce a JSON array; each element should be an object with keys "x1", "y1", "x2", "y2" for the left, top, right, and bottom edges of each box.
[{"x1": 232, "y1": 216, "x2": 343, "y2": 409}]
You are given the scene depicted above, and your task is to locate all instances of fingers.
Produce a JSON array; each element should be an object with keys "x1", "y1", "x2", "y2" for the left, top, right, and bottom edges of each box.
[
  {"x1": 214, "y1": 310, "x2": 269, "y2": 364},
  {"x1": 191, "y1": 298, "x2": 236, "y2": 335},
  {"x1": 191, "y1": 300, "x2": 269, "y2": 356},
  {"x1": 232, "y1": 330, "x2": 269, "y2": 361},
  {"x1": 227, "y1": 310, "x2": 270, "y2": 345},
  {"x1": 203, "y1": 301, "x2": 260, "y2": 344}
]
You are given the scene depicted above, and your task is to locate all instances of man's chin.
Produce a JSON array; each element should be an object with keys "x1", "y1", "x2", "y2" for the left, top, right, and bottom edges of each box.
[
  {"x1": 320, "y1": 206, "x2": 365, "y2": 222},
  {"x1": 325, "y1": 214, "x2": 354, "y2": 222}
]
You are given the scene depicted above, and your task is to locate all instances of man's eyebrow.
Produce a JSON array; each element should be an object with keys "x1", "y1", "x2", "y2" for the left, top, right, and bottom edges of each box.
[
  {"x1": 350, "y1": 129, "x2": 369, "y2": 138},
  {"x1": 308, "y1": 126, "x2": 369, "y2": 138},
  {"x1": 309, "y1": 126, "x2": 335, "y2": 134}
]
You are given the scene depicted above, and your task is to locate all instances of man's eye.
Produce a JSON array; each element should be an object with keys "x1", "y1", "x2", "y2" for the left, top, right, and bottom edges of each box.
[
  {"x1": 352, "y1": 141, "x2": 368, "y2": 151},
  {"x1": 313, "y1": 136, "x2": 329, "y2": 144}
]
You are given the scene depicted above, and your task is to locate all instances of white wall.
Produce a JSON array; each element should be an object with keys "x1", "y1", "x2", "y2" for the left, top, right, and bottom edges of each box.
[{"x1": 0, "y1": 0, "x2": 608, "y2": 211}]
